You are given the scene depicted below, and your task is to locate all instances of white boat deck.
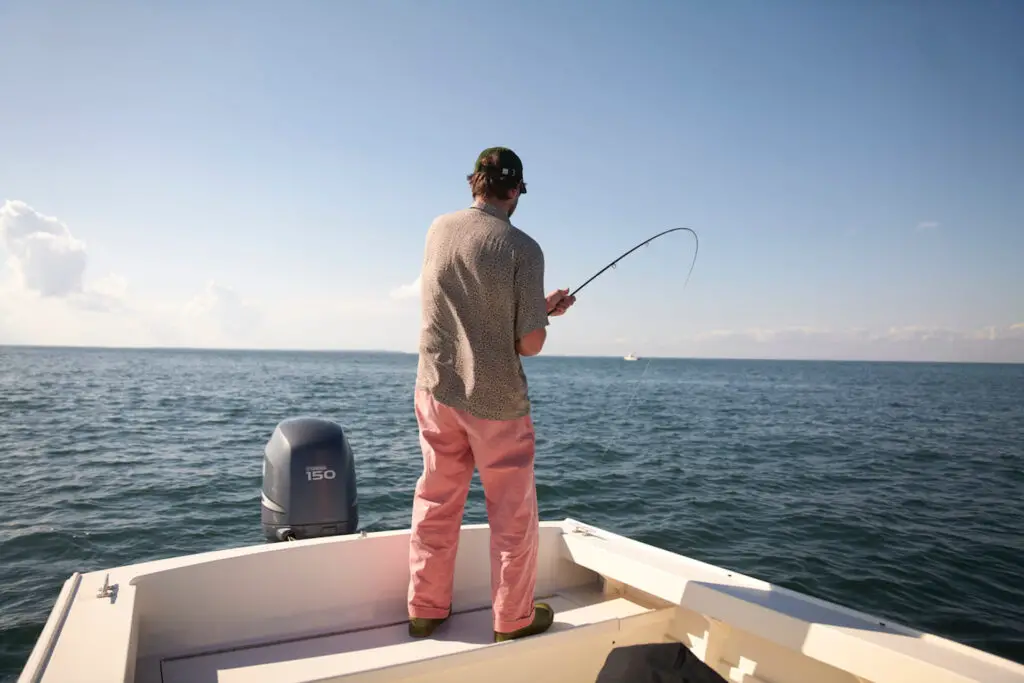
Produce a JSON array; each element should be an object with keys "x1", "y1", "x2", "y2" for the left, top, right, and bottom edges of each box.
[
  {"x1": 19, "y1": 519, "x2": 1024, "y2": 683},
  {"x1": 160, "y1": 587, "x2": 656, "y2": 683}
]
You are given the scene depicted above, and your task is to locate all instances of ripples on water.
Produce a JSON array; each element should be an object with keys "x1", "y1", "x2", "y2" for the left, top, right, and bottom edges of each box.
[{"x1": 0, "y1": 347, "x2": 1022, "y2": 678}]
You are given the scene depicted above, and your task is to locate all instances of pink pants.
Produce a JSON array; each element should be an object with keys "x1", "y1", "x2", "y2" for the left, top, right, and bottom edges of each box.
[{"x1": 408, "y1": 388, "x2": 539, "y2": 633}]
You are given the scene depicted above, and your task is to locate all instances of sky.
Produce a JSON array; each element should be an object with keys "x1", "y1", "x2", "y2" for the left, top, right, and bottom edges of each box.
[{"x1": 1, "y1": 1, "x2": 1022, "y2": 362}]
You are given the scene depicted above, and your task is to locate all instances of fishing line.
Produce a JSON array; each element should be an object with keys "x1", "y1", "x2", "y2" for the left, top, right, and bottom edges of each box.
[{"x1": 559, "y1": 227, "x2": 700, "y2": 460}]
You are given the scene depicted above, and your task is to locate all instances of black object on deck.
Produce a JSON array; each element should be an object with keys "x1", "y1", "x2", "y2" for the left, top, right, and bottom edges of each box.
[{"x1": 595, "y1": 642, "x2": 728, "y2": 683}]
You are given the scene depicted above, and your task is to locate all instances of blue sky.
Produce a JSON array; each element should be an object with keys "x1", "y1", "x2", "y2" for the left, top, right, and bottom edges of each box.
[{"x1": 1, "y1": 1, "x2": 1022, "y2": 361}]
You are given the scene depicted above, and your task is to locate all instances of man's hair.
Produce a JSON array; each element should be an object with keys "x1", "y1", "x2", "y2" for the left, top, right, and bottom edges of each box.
[{"x1": 468, "y1": 150, "x2": 525, "y2": 200}]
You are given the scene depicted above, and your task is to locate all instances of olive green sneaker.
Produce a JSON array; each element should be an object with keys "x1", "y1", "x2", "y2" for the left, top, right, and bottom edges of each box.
[
  {"x1": 408, "y1": 604, "x2": 452, "y2": 638},
  {"x1": 493, "y1": 602, "x2": 554, "y2": 642}
]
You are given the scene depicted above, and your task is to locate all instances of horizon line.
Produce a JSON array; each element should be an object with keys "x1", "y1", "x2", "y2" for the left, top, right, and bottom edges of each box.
[{"x1": 1, "y1": 343, "x2": 1020, "y2": 366}]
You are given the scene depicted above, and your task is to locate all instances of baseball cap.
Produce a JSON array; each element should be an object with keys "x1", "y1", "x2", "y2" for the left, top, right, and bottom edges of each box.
[{"x1": 470, "y1": 147, "x2": 526, "y2": 193}]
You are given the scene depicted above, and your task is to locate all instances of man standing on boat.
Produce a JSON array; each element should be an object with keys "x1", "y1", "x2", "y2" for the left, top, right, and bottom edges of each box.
[{"x1": 407, "y1": 146, "x2": 575, "y2": 642}]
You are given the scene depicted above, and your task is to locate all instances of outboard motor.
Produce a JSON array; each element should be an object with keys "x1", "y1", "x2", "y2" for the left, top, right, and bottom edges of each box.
[{"x1": 261, "y1": 417, "x2": 358, "y2": 542}]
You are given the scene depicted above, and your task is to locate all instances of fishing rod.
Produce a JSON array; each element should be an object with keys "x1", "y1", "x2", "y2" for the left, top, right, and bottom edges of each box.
[
  {"x1": 558, "y1": 227, "x2": 699, "y2": 460},
  {"x1": 567, "y1": 227, "x2": 699, "y2": 299}
]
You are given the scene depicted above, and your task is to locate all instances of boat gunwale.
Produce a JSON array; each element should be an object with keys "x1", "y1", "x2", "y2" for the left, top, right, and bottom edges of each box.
[
  {"x1": 17, "y1": 572, "x2": 82, "y2": 683},
  {"x1": 562, "y1": 518, "x2": 1024, "y2": 682}
]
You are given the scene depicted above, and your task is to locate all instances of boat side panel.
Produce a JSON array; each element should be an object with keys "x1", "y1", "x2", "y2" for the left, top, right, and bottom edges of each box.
[{"x1": 132, "y1": 522, "x2": 592, "y2": 660}]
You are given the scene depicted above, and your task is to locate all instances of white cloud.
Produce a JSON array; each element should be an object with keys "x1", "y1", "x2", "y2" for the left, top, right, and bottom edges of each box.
[
  {"x1": 181, "y1": 281, "x2": 263, "y2": 346},
  {"x1": 390, "y1": 274, "x2": 421, "y2": 300},
  {"x1": 1002, "y1": 323, "x2": 1024, "y2": 340},
  {"x1": 916, "y1": 221, "x2": 939, "y2": 231},
  {"x1": 91, "y1": 272, "x2": 129, "y2": 300},
  {"x1": 0, "y1": 284, "x2": 167, "y2": 347},
  {"x1": 1, "y1": 199, "x2": 88, "y2": 297},
  {"x1": 0, "y1": 274, "x2": 418, "y2": 351},
  {"x1": 73, "y1": 273, "x2": 132, "y2": 313},
  {"x1": 873, "y1": 325, "x2": 1024, "y2": 344},
  {"x1": 0, "y1": 201, "x2": 422, "y2": 350},
  {"x1": 0, "y1": 199, "x2": 1019, "y2": 362},
  {"x1": 874, "y1": 325, "x2": 959, "y2": 343},
  {"x1": 652, "y1": 324, "x2": 1024, "y2": 363},
  {"x1": 687, "y1": 325, "x2": 1024, "y2": 347},
  {"x1": 0, "y1": 199, "x2": 132, "y2": 317},
  {"x1": 691, "y1": 326, "x2": 844, "y2": 343},
  {"x1": 0, "y1": 201, "x2": 266, "y2": 349}
]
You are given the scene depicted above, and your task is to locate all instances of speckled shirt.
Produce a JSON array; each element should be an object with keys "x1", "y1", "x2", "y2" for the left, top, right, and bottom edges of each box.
[{"x1": 415, "y1": 201, "x2": 549, "y2": 421}]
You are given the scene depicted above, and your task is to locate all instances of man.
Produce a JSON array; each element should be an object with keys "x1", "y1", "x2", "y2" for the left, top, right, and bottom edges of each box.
[{"x1": 407, "y1": 146, "x2": 575, "y2": 642}]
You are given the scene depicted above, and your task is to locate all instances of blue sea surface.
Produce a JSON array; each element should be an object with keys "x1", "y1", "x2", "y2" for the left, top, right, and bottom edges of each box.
[{"x1": 0, "y1": 347, "x2": 1022, "y2": 680}]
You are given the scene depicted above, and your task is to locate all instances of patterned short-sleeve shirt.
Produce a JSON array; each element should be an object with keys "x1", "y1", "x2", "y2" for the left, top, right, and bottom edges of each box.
[{"x1": 415, "y1": 201, "x2": 549, "y2": 421}]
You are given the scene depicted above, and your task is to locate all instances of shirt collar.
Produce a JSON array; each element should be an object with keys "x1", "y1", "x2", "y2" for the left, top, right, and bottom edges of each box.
[{"x1": 472, "y1": 199, "x2": 509, "y2": 221}]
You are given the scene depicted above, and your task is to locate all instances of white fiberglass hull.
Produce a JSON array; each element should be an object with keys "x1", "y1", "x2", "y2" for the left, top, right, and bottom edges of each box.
[{"x1": 19, "y1": 518, "x2": 1024, "y2": 683}]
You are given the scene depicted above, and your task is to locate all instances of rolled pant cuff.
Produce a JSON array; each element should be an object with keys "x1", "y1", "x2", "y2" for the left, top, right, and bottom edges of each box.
[
  {"x1": 409, "y1": 604, "x2": 451, "y2": 620},
  {"x1": 494, "y1": 607, "x2": 535, "y2": 634}
]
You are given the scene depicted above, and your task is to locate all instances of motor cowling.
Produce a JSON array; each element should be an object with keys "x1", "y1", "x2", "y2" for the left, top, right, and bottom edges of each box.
[{"x1": 261, "y1": 417, "x2": 358, "y2": 542}]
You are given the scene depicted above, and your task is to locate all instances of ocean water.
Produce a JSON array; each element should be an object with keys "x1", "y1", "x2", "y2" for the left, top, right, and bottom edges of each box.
[{"x1": 0, "y1": 346, "x2": 1022, "y2": 679}]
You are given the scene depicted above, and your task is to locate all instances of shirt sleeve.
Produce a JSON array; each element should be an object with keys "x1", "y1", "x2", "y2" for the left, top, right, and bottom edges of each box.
[{"x1": 514, "y1": 240, "x2": 549, "y2": 340}]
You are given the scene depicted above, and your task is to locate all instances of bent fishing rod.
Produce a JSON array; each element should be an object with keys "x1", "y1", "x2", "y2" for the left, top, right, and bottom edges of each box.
[
  {"x1": 560, "y1": 227, "x2": 700, "y2": 303},
  {"x1": 554, "y1": 227, "x2": 699, "y2": 459}
]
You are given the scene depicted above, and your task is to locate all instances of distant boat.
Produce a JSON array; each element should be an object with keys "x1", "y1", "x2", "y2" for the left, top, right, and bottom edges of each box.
[{"x1": 624, "y1": 352, "x2": 638, "y2": 361}]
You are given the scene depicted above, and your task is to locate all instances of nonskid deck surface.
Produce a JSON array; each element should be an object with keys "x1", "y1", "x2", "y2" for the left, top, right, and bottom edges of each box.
[{"x1": 159, "y1": 588, "x2": 652, "y2": 683}]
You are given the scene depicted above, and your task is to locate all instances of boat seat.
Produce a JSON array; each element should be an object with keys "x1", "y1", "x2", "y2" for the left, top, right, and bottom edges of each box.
[{"x1": 159, "y1": 588, "x2": 666, "y2": 683}]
